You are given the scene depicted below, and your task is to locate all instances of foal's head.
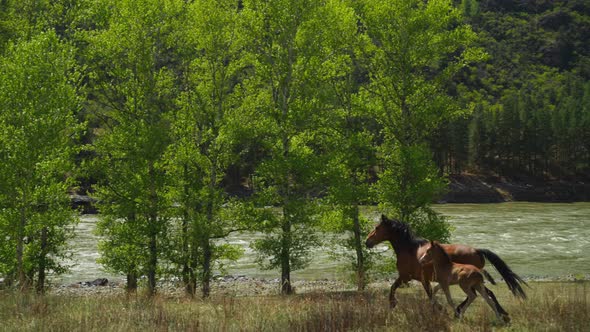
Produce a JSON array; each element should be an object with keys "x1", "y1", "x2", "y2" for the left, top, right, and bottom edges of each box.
[
  {"x1": 365, "y1": 214, "x2": 418, "y2": 248},
  {"x1": 419, "y1": 240, "x2": 449, "y2": 265}
]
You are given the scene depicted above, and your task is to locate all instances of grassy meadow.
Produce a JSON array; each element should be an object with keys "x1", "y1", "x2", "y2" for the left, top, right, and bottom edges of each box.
[{"x1": 0, "y1": 281, "x2": 588, "y2": 331}]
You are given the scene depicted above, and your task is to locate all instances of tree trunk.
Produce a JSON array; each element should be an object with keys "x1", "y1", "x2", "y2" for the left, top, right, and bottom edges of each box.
[
  {"x1": 351, "y1": 203, "x2": 365, "y2": 291},
  {"x1": 147, "y1": 163, "x2": 158, "y2": 296},
  {"x1": 188, "y1": 244, "x2": 198, "y2": 297},
  {"x1": 280, "y1": 132, "x2": 293, "y2": 295},
  {"x1": 16, "y1": 201, "x2": 27, "y2": 290},
  {"x1": 126, "y1": 272, "x2": 138, "y2": 292},
  {"x1": 272, "y1": 39, "x2": 294, "y2": 296},
  {"x1": 182, "y1": 218, "x2": 194, "y2": 297},
  {"x1": 280, "y1": 212, "x2": 292, "y2": 295},
  {"x1": 36, "y1": 227, "x2": 48, "y2": 294},
  {"x1": 182, "y1": 219, "x2": 195, "y2": 298},
  {"x1": 126, "y1": 213, "x2": 138, "y2": 293},
  {"x1": 181, "y1": 165, "x2": 194, "y2": 297},
  {"x1": 201, "y1": 238, "x2": 212, "y2": 298},
  {"x1": 201, "y1": 149, "x2": 218, "y2": 299},
  {"x1": 147, "y1": 233, "x2": 157, "y2": 296}
]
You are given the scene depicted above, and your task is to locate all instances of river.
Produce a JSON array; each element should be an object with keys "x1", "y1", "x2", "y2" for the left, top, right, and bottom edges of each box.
[{"x1": 55, "y1": 202, "x2": 590, "y2": 285}]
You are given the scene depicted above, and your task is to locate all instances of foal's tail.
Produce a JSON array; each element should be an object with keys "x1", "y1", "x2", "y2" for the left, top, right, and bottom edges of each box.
[{"x1": 477, "y1": 249, "x2": 528, "y2": 299}]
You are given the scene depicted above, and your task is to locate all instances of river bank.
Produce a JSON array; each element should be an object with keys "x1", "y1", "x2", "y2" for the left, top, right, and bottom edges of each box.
[
  {"x1": 51, "y1": 276, "x2": 358, "y2": 297},
  {"x1": 48, "y1": 273, "x2": 590, "y2": 299},
  {"x1": 72, "y1": 173, "x2": 590, "y2": 213},
  {"x1": 441, "y1": 173, "x2": 590, "y2": 203}
]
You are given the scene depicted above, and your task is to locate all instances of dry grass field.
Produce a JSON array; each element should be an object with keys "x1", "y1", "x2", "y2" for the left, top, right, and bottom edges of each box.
[{"x1": 0, "y1": 281, "x2": 587, "y2": 331}]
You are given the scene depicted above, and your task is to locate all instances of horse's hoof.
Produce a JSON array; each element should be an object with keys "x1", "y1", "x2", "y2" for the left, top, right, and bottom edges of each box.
[
  {"x1": 502, "y1": 314, "x2": 511, "y2": 324},
  {"x1": 389, "y1": 301, "x2": 398, "y2": 310},
  {"x1": 454, "y1": 310, "x2": 462, "y2": 319}
]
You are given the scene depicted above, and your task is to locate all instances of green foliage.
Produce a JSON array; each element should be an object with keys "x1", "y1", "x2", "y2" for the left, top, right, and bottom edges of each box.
[
  {"x1": 319, "y1": 210, "x2": 395, "y2": 286},
  {"x1": 461, "y1": 69, "x2": 590, "y2": 177},
  {"x1": 376, "y1": 144, "x2": 448, "y2": 219},
  {"x1": 461, "y1": 0, "x2": 479, "y2": 18},
  {"x1": 360, "y1": 0, "x2": 471, "y2": 242},
  {"x1": 310, "y1": 0, "x2": 380, "y2": 290},
  {"x1": 88, "y1": 0, "x2": 183, "y2": 294},
  {"x1": 0, "y1": 30, "x2": 82, "y2": 289},
  {"x1": 252, "y1": 225, "x2": 318, "y2": 272},
  {"x1": 95, "y1": 214, "x2": 145, "y2": 277},
  {"x1": 241, "y1": 0, "x2": 350, "y2": 292},
  {"x1": 375, "y1": 144, "x2": 451, "y2": 242},
  {"x1": 408, "y1": 207, "x2": 452, "y2": 243},
  {"x1": 360, "y1": 0, "x2": 485, "y2": 145},
  {"x1": 162, "y1": 0, "x2": 247, "y2": 297}
]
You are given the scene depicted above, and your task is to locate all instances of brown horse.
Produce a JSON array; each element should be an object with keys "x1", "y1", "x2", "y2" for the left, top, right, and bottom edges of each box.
[
  {"x1": 365, "y1": 215, "x2": 526, "y2": 309},
  {"x1": 419, "y1": 240, "x2": 511, "y2": 323}
]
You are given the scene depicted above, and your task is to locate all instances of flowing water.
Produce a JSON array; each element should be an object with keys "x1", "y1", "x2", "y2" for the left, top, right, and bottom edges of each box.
[{"x1": 56, "y1": 202, "x2": 590, "y2": 285}]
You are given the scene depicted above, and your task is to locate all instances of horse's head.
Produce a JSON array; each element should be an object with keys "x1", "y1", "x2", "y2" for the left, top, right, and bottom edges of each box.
[
  {"x1": 418, "y1": 240, "x2": 443, "y2": 264},
  {"x1": 365, "y1": 214, "x2": 401, "y2": 248}
]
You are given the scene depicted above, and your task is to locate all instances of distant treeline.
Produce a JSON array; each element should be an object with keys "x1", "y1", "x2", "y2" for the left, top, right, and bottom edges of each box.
[{"x1": 432, "y1": 0, "x2": 590, "y2": 179}]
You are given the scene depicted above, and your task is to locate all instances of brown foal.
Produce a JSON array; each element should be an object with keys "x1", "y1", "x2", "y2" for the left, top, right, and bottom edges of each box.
[{"x1": 419, "y1": 240, "x2": 510, "y2": 323}]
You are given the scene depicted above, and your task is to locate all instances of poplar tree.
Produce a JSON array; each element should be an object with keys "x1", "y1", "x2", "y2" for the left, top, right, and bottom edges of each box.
[
  {"x1": 0, "y1": 31, "x2": 82, "y2": 292},
  {"x1": 242, "y1": 0, "x2": 343, "y2": 294},
  {"x1": 89, "y1": 0, "x2": 182, "y2": 295},
  {"x1": 166, "y1": 0, "x2": 246, "y2": 298},
  {"x1": 360, "y1": 0, "x2": 485, "y2": 239},
  {"x1": 317, "y1": 1, "x2": 377, "y2": 291}
]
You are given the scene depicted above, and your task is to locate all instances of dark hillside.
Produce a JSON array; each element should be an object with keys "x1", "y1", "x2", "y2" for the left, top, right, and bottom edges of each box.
[{"x1": 433, "y1": 0, "x2": 590, "y2": 185}]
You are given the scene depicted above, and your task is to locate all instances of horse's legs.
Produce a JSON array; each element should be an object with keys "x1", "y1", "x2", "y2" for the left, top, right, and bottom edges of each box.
[
  {"x1": 476, "y1": 284, "x2": 509, "y2": 324},
  {"x1": 389, "y1": 277, "x2": 404, "y2": 309},
  {"x1": 432, "y1": 283, "x2": 441, "y2": 296},
  {"x1": 420, "y1": 278, "x2": 442, "y2": 310},
  {"x1": 456, "y1": 296, "x2": 469, "y2": 314},
  {"x1": 421, "y1": 278, "x2": 433, "y2": 300},
  {"x1": 485, "y1": 287, "x2": 510, "y2": 318},
  {"x1": 457, "y1": 284, "x2": 477, "y2": 318}
]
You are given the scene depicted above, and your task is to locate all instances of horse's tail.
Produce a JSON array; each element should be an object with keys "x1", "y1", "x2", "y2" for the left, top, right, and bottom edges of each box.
[
  {"x1": 482, "y1": 269, "x2": 497, "y2": 285},
  {"x1": 477, "y1": 248, "x2": 528, "y2": 299}
]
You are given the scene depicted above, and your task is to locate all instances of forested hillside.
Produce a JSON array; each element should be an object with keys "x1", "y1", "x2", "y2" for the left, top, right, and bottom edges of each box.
[
  {"x1": 0, "y1": 0, "x2": 588, "y2": 295},
  {"x1": 434, "y1": 0, "x2": 590, "y2": 180}
]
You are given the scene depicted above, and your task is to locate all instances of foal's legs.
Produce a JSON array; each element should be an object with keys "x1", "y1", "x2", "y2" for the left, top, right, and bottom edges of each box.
[
  {"x1": 475, "y1": 284, "x2": 510, "y2": 323},
  {"x1": 457, "y1": 286, "x2": 508, "y2": 316},
  {"x1": 457, "y1": 284, "x2": 477, "y2": 318},
  {"x1": 439, "y1": 283, "x2": 459, "y2": 317},
  {"x1": 485, "y1": 287, "x2": 510, "y2": 318},
  {"x1": 456, "y1": 296, "x2": 469, "y2": 314},
  {"x1": 431, "y1": 283, "x2": 447, "y2": 310}
]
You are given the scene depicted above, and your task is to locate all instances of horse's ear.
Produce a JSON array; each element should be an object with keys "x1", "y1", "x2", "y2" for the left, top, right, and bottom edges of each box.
[{"x1": 381, "y1": 214, "x2": 388, "y2": 223}]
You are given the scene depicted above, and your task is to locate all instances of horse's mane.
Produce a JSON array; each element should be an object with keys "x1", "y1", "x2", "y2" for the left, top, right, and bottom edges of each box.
[{"x1": 382, "y1": 215, "x2": 428, "y2": 248}]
